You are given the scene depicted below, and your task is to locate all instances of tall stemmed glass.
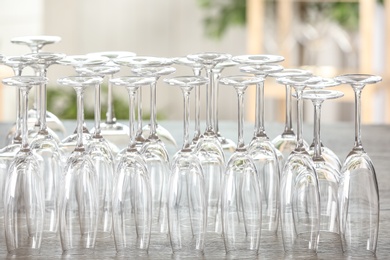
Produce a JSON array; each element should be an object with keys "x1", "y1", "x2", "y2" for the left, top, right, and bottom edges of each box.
[
  {"x1": 186, "y1": 52, "x2": 230, "y2": 242},
  {"x1": 277, "y1": 75, "x2": 321, "y2": 256},
  {"x1": 87, "y1": 51, "x2": 136, "y2": 149},
  {"x1": 164, "y1": 76, "x2": 208, "y2": 257},
  {"x1": 219, "y1": 76, "x2": 263, "y2": 258},
  {"x1": 335, "y1": 74, "x2": 382, "y2": 256},
  {"x1": 302, "y1": 89, "x2": 344, "y2": 253},
  {"x1": 57, "y1": 76, "x2": 103, "y2": 255},
  {"x1": 174, "y1": 57, "x2": 203, "y2": 147},
  {"x1": 270, "y1": 69, "x2": 312, "y2": 162},
  {"x1": 131, "y1": 66, "x2": 175, "y2": 247},
  {"x1": 10, "y1": 35, "x2": 66, "y2": 136},
  {"x1": 237, "y1": 62, "x2": 284, "y2": 240},
  {"x1": 27, "y1": 52, "x2": 66, "y2": 241},
  {"x1": 113, "y1": 56, "x2": 176, "y2": 149},
  {"x1": 110, "y1": 76, "x2": 154, "y2": 256},
  {"x1": 3, "y1": 76, "x2": 47, "y2": 256},
  {"x1": 57, "y1": 55, "x2": 109, "y2": 156}
]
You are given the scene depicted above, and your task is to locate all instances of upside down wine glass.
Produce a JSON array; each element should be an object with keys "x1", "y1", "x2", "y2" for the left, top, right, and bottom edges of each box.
[
  {"x1": 57, "y1": 76, "x2": 103, "y2": 255},
  {"x1": 278, "y1": 75, "x2": 321, "y2": 256},
  {"x1": 3, "y1": 76, "x2": 47, "y2": 256},
  {"x1": 110, "y1": 76, "x2": 154, "y2": 256},
  {"x1": 335, "y1": 74, "x2": 382, "y2": 256},
  {"x1": 164, "y1": 76, "x2": 208, "y2": 257},
  {"x1": 219, "y1": 75, "x2": 263, "y2": 258}
]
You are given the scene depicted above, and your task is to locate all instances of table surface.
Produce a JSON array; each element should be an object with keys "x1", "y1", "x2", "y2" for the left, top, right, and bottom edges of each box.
[{"x1": 0, "y1": 120, "x2": 389, "y2": 259}]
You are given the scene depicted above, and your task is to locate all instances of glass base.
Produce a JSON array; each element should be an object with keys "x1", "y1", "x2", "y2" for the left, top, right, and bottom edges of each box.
[
  {"x1": 62, "y1": 247, "x2": 95, "y2": 255},
  {"x1": 7, "y1": 247, "x2": 41, "y2": 256}
]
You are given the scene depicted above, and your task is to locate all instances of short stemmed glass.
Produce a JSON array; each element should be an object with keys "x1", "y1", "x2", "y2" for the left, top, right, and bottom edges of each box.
[
  {"x1": 302, "y1": 89, "x2": 344, "y2": 253},
  {"x1": 110, "y1": 76, "x2": 154, "y2": 256},
  {"x1": 335, "y1": 74, "x2": 382, "y2": 256},
  {"x1": 131, "y1": 66, "x2": 176, "y2": 247},
  {"x1": 27, "y1": 52, "x2": 66, "y2": 240},
  {"x1": 186, "y1": 52, "x2": 230, "y2": 242},
  {"x1": 238, "y1": 62, "x2": 284, "y2": 240},
  {"x1": 87, "y1": 51, "x2": 137, "y2": 149},
  {"x1": 164, "y1": 76, "x2": 208, "y2": 257},
  {"x1": 219, "y1": 75, "x2": 263, "y2": 258},
  {"x1": 277, "y1": 75, "x2": 321, "y2": 256},
  {"x1": 173, "y1": 57, "x2": 203, "y2": 147},
  {"x1": 57, "y1": 76, "x2": 103, "y2": 255},
  {"x1": 270, "y1": 69, "x2": 312, "y2": 162},
  {"x1": 3, "y1": 76, "x2": 47, "y2": 256}
]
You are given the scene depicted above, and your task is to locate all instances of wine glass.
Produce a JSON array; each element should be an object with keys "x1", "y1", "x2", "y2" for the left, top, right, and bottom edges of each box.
[
  {"x1": 173, "y1": 57, "x2": 204, "y2": 147},
  {"x1": 164, "y1": 76, "x2": 208, "y2": 257},
  {"x1": 302, "y1": 89, "x2": 344, "y2": 253},
  {"x1": 335, "y1": 74, "x2": 382, "y2": 256},
  {"x1": 277, "y1": 75, "x2": 322, "y2": 256},
  {"x1": 131, "y1": 66, "x2": 176, "y2": 247},
  {"x1": 2, "y1": 76, "x2": 47, "y2": 256},
  {"x1": 57, "y1": 76, "x2": 103, "y2": 255},
  {"x1": 110, "y1": 76, "x2": 154, "y2": 256},
  {"x1": 57, "y1": 55, "x2": 109, "y2": 157},
  {"x1": 186, "y1": 52, "x2": 230, "y2": 244},
  {"x1": 87, "y1": 51, "x2": 136, "y2": 150},
  {"x1": 219, "y1": 75, "x2": 263, "y2": 258},
  {"x1": 113, "y1": 56, "x2": 176, "y2": 148},
  {"x1": 269, "y1": 69, "x2": 312, "y2": 163},
  {"x1": 27, "y1": 52, "x2": 66, "y2": 242}
]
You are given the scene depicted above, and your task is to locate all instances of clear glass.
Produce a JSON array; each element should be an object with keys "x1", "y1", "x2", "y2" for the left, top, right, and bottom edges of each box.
[
  {"x1": 270, "y1": 69, "x2": 312, "y2": 163},
  {"x1": 2, "y1": 76, "x2": 47, "y2": 256},
  {"x1": 302, "y1": 89, "x2": 344, "y2": 253},
  {"x1": 277, "y1": 76, "x2": 321, "y2": 256},
  {"x1": 335, "y1": 74, "x2": 382, "y2": 256},
  {"x1": 110, "y1": 76, "x2": 155, "y2": 256},
  {"x1": 164, "y1": 76, "x2": 208, "y2": 257},
  {"x1": 219, "y1": 76, "x2": 263, "y2": 258},
  {"x1": 57, "y1": 76, "x2": 103, "y2": 255}
]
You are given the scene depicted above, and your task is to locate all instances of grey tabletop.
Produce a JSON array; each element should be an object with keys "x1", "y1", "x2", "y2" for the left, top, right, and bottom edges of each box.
[{"x1": 0, "y1": 121, "x2": 389, "y2": 259}]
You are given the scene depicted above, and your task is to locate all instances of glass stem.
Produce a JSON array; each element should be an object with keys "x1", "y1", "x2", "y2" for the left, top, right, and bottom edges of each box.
[
  {"x1": 254, "y1": 81, "x2": 267, "y2": 138},
  {"x1": 137, "y1": 87, "x2": 143, "y2": 137},
  {"x1": 75, "y1": 87, "x2": 85, "y2": 151},
  {"x1": 34, "y1": 68, "x2": 41, "y2": 123},
  {"x1": 213, "y1": 69, "x2": 221, "y2": 135},
  {"x1": 205, "y1": 68, "x2": 213, "y2": 134},
  {"x1": 182, "y1": 88, "x2": 191, "y2": 151},
  {"x1": 38, "y1": 67, "x2": 47, "y2": 132},
  {"x1": 94, "y1": 83, "x2": 102, "y2": 138},
  {"x1": 283, "y1": 84, "x2": 294, "y2": 135},
  {"x1": 193, "y1": 68, "x2": 201, "y2": 140},
  {"x1": 295, "y1": 88, "x2": 306, "y2": 152},
  {"x1": 106, "y1": 73, "x2": 116, "y2": 124},
  {"x1": 12, "y1": 68, "x2": 22, "y2": 143},
  {"x1": 236, "y1": 87, "x2": 246, "y2": 151},
  {"x1": 21, "y1": 86, "x2": 30, "y2": 151},
  {"x1": 353, "y1": 87, "x2": 364, "y2": 151},
  {"x1": 149, "y1": 80, "x2": 158, "y2": 139},
  {"x1": 312, "y1": 101, "x2": 324, "y2": 162},
  {"x1": 127, "y1": 88, "x2": 137, "y2": 150}
]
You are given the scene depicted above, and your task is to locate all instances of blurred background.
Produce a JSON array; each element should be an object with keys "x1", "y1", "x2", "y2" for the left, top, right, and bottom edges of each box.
[{"x1": 0, "y1": 0, "x2": 388, "y2": 125}]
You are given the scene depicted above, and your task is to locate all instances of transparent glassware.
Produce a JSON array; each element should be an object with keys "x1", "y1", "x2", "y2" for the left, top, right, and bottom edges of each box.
[
  {"x1": 164, "y1": 76, "x2": 208, "y2": 257},
  {"x1": 110, "y1": 76, "x2": 154, "y2": 256},
  {"x1": 87, "y1": 51, "x2": 136, "y2": 150},
  {"x1": 57, "y1": 76, "x2": 102, "y2": 255},
  {"x1": 237, "y1": 62, "x2": 284, "y2": 240},
  {"x1": 335, "y1": 74, "x2": 382, "y2": 256},
  {"x1": 113, "y1": 56, "x2": 176, "y2": 149},
  {"x1": 186, "y1": 52, "x2": 230, "y2": 244},
  {"x1": 173, "y1": 57, "x2": 204, "y2": 147},
  {"x1": 131, "y1": 66, "x2": 175, "y2": 248},
  {"x1": 277, "y1": 75, "x2": 321, "y2": 256},
  {"x1": 10, "y1": 35, "x2": 66, "y2": 137},
  {"x1": 57, "y1": 55, "x2": 109, "y2": 157},
  {"x1": 27, "y1": 53, "x2": 66, "y2": 241},
  {"x1": 2, "y1": 76, "x2": 47, "y2": 256},
  {"x1": 269, "y1": 69, "x2": 312, "y2": 163},
  {"x1": 302, "y1": 89, "x2": 344, "y2": 253},
  {"x1": 219, "y1": 76, "x2": 263, "y2": 258}
]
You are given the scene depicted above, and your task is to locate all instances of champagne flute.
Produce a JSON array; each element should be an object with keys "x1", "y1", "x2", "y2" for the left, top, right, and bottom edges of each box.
[
  {"x1": 219, "y1": 75, "x2": 263, "y2": 258},
  {"x1": 110, "y1": 76, "x2": 154, "y2": 256},
  {"x1": 3, "y1": 76, "x2": 47, "y2": 256},
  {"x1": 164, "y1": 76, "x2": 208, "y2": 257},
  {"x1": 335, "y1": 74, "x2": 382, "y2": 256}
]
